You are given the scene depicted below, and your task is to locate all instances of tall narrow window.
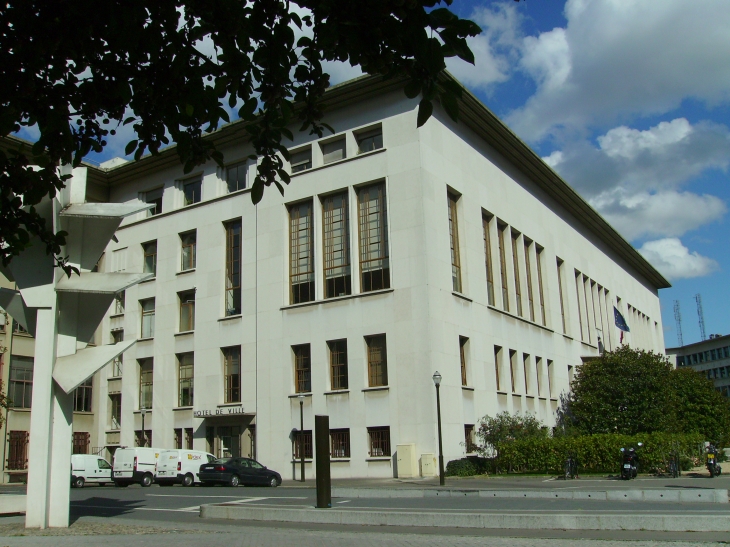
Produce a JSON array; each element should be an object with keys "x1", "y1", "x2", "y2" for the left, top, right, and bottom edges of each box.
[
  {"x1": 185, "y1": 428, "x2": 194, "y2": 449},
  {"x1": 140, "y1": 298, "x2": 155, "y2": 338},
  {"x1": 483, "y1": 214, "x2": 495, "y2": 306},
  {"x1": 142, "y1": 241, "x2": 157, "y2": 276},
  {"x1": 183, "y1": 177, "x2": 202, "y2": 205},
  {"x1": 448, "y1": 192, "x2": 462, "y2": 293},
  {"x1": 575, "y1": 271, "x2": 585, "y2": 341},
  {"x1": 180, "y1": 231, "x2": 196, "y2": 271},
  {"x1": 293, "y1": 344, "x2": 311, "y2": 393},
  {"x1": 7, "y1": 431, "x2": 29, "y2": 470},
  {"x1": 464, "y1": 425, "x2": 476, "y2": 453},
  {"x1": 536, "y1": 246, "x2": 546, "y2": 326},
  {"x1": 293, "y1": 431, "x2": 313, "y2": 459},
  {"x1": 358, "y1": 183, "x2": 390, "y2": 292},
  {"x1": 322, "y1": 192, "x2": 351, "y2": 298},
  {"x1": 497, "y1": 222, "x2": 509, "y2": 311},
  {"x1": 174, "y1": 428, "x2": 183, "y2": 449},
  {"x1": 535, "y1": 357, "x2": 543, "y2": 397},
  {"x1": 511, "y1": 231, "x2": 522, "y2": 317},
  {"x1": 509, "y1": 349, "x2": 517, "y2": 393},
  {"x1": 226, "y1": 161, "x2": 247, "y2": 193},
  {"x1": 524, "y1": 240, "x2": 535, "y2": 322},
  {"x1": 328, "y1": 339, "x2": 348, "y2": 390},
  {"x1": 290, "y1": 147, "x2": 312, "y2": 173},
  {"x1": 178, "y1": 353, "x2": 194, "y2": 407},
  {"x1": 114, "y1": 291, "x2": 125, "y2": 314},
  {"x1": 494, "y1": 346, "x2": 502, "y2": 392},
  {"x1": 179, "y1": 290, "x2": 195, "y2": 332},
  {"x1": 368, "y1": 427, "x2": 391, "y2": 457},
  {"x1": 583, "y1": 276, "x2": 592, "y2": 344},
  {"x1": 356, "y1": 128, "x2": 383, "y2": 154},
  {"x1": 568, "y1": 364, "x2": 575, "y2": 387},
  {"x1": 139, "y1": 358, "x2": 153, "y2": 409},
  {"x1": 522, "y1": 353, "x2": 530, "y2": 394},
  {"x1": 330, "y1": 429, "x2": 351, "y2": 458},
  {"x1": 289, "y1": 201, "x2": 315, "y2": 304},
  {"x1": 110, "y1": 394, "x2": 122, "y2": 429},
  {"x1": 366, "y1": 335, "x2": 388, "y2": 387},
  {"x1": 111, "y1": 330, "x2": 124, "y2": 377},
  {"x1": 72, "y1": 432, "x2": 90, "y2": 455},
  {"x1": 556, "y1": 258, "x2": 566, "y2": 333},
  {"x1": 8, "y1": 356, "x2": 33, "y2": 409},
  {"x1": 459, "y1": 336, "x2": 468, "y2": 386},
  {"x1": 225, "y1": 219, "x2": 242, "y2": 316},
  {"x1": 223, "y1": 346, "x2": 241, "y2": 403},
  {"x1": 73, "y1": 378, "x2": 92, "y2": 412},
  {"x1": 144, "y1": 187, "x2": 163, "y2": 216}
]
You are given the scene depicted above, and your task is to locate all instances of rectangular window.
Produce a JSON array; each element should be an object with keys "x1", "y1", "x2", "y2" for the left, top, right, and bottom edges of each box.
[
  {"x1": 0, "y1": 311, "x2": 5, "y2": 332},
  {"x1": 459, "y1": 336, "x2": 468, "y2": 386},
  {"x1": 8, "y1": 431, "x2": 29, "y2": 470},
  {"x1": 330, "y1": 429, "x2": 351, "y2": 458},
  {"x1": 13, "y1": 320, "x2": 27, "y2": 335},
  {"x1": 174, "y1": 428, "x2": 183, "y2": 450},
  {"x1": 568, "y1": 364, "x2": 575, "y2": 387},
  {"x1": 575, "y1": 271, "x2": 585, "y2": 341},
  {"x1": 536, "y1": 246, "x2": 546, "y2": 326},
  {"x1": 135, "y1": 430, "x2": 152, "y2": 448},
  {"x1": 522, "y1": 353, "x2": 530, "y2": 395},
  {"x1": 179, "y1": 290, "x2": 195, "y2": 332},
  {"x1": 483, "y1": 214, "x2": 495, "y2": 306},
  {"x1": 144, "y1": 187, "x2": 163, "y2": 216},
  {"x1": 142, "y1": 241, "x2": 157, "y2": 276},
  {"x1": 289, "y1": 201, "x2": 315, "y2": 304},
  {"x1": 366, "y1": 335, "x2": 388, "y2": 387},
  {"x1": 321, "y1": 138, "x2": 346, "y2": 164},
  {"x1": 185, "y1": 428, "x2": 194, "y2": 450},
  {"x1": 226, "y1": 161, "x2": 247, "y2": 193},
  {"x1": 178, "y1": 353, "x2": 194, "y2": 407},
  {"x1": 511, "y1": 231, "x2": 522, "y2": 317},
  {"x1": 223, "y1": 346, "x2": 241, "y2": 403},
  {"x1": 139, "y1": 358, "x2": 153, "y2": 409},
  {"x1": 328, "y1": 339, "x2": 348, "y2": 390},
  {"x1": 110, "y1": 394, "x2": 122, "y2": 429},
  {"x1": 111, "y1": 330, "x2": 124, "y2": 377},
  {"x1": 535, "y1": 357, "x2": 543, "y2": 397},
  {"x1": 293, "y1": 430, "x2": 313, "y2": 459},
  {"x1": 356, "y1": 128, "x2": 383, "y2": 154},
  {"x1": 509, "y1": 349, "x2": 517, "y2": 393},
  {"x1": 183, "y1": 177, "x2": 202, "y2": 205},
  {"x1": 464, "y1": 425, "x2": 476, "y2": 454},
  {"x1": 583, "y1": 276, "x2": 592, "y2": 344},
  {"x1": 111, "y1": 247, "x2": 127, "y2": 272},
  {"x1": 290, "y1": 148, "x2": 312, "y2": 173},
  {"x1": 293, "y1": 344, "x2": 311, "y2": 393},
  {"x1": 557, "y1": 259, "x2": 567, "y2": 333},
  {"x1": 547, "y1": 359, "x2": 553, "y2": 398},
  {"x1": 72, "y1": 432, "x2": 90, "y2": 455},
  {"x1": 368, "y1": 426, "x2": 391, "y2": 457},
  {"x1": 358, "y1": 183, "x2": 390, "y2": 292},
  {"x1": 448, "y1": 192, "x2": 462, "y2": 293},
  {"x1": 322, "y1": 192, "x2": 351, "y2": 298},
  {"x1": 8, "y1": 356, "x2": 33, "y2": 409},
  {"x1": 180, "y1": 231, "x2": 196, "y2": 271},
  {"x1": 494, "y1": 346, "x2": 502, "y2": 392},
  {"x1": 497, "y1": 222, "x2": 509, "y2": 311},
  {"x1": 73, "y1": 378, "x2": 92, "y2": 412},
  {"x1": 140, "y1": 298, "x2": 155, "y2": 338},
  {"x1": 524, "y1": 240, "x2": 535, "y2": 322},
  {"x1": 114, "y1": 291, "x2": 125, "y2": 315},
  {"x1": 225, "y1": 219, "x2": 242, "y2": 316}
]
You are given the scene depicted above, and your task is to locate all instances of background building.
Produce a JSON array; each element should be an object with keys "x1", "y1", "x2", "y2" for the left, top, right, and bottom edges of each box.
[{"x1": 667, "y1": 334, "x2": 730, "y2": 398}]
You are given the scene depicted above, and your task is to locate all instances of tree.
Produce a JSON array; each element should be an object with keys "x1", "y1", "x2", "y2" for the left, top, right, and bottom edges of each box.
[
  {"x1": 0, "y1": 0, "x2": 495, "y2": 273},
  {"x1": 671, "y1": 367, "x2": 730, "y2": 446},
  {"x1": 475, "y1": 411, "x2": 549, "y2": 457}
]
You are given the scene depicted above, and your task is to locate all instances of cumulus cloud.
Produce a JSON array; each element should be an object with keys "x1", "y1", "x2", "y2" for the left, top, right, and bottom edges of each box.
[
  {"x1": 508, "y1": 0, "x2": 730, "y2": 140},
  {"x1": 638, "y1": 238, "x2": 719, "y2": 280}
]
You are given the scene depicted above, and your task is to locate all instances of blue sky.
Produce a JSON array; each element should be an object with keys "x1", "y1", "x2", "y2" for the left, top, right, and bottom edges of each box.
[{"x1": 27, "y1": 0, "x2": 728, "y2": 347}]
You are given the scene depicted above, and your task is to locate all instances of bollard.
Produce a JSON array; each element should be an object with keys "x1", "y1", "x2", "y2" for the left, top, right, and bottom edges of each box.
[{"x1": 315, "y1": 415, "x2": 331, "y2": 508}]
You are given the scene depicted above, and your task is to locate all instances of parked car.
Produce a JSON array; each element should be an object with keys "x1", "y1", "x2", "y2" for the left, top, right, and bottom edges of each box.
[
  {"x1": 156, "y1": 449, "x2": 217, "y2": 486},
  {"x1": 71, "y1": 454, "x2": 112, "y2": 488},
  {"x1": 198, "y1": 457, "x2": 282, "y2": 487},
  {"x1": 112, "y1": 447, "x2": 160, "y2": 487}
]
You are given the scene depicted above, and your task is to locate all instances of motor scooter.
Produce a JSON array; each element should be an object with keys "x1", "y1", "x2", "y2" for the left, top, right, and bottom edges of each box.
[
  {"x1": 706, "y1": 444, "x2": 722, "y2": 478},
  {"x1": 620, "y1": 442, "x2": 643, "y2": 480}
]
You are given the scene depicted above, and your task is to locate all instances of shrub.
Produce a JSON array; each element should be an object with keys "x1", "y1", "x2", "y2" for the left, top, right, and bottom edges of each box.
[{"x1": 445, "y1": 458, "x2": 478, "y2": 477}]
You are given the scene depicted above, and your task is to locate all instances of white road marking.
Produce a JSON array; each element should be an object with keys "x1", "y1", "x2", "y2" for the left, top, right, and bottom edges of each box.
[
  {"x1": 135, "y1": 507, "x2": 200, "y2": 513},
  {"x1": 146, "y1": 494, "x2": 307, "y2": 499},
  {"x1": 336, "y1": 500, "x2": 351, "y2": 504}
]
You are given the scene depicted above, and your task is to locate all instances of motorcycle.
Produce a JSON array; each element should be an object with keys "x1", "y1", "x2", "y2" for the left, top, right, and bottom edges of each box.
[
  {"x1": 620, "y1": 442, "x2": 643, "y2": 480},
  {"x1": 706, "y1": 444, "x2": 722, "y2": 478}
]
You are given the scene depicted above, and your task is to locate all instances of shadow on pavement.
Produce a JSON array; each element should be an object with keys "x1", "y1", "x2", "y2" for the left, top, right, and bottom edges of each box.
[{"x1": 70, "y1": 496, "x2": 143, "y2": 524}]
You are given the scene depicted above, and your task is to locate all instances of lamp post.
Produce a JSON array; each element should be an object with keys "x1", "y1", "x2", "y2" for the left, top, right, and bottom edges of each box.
[
  {"x1": 432, "y1": 371, "x2": 445, "y2": 486},
  {"x1": 298, "y1": 394, "x2": 305, "y2": 482},
  {"x1": 140, "y1": 408, "x2": 147, "y2": 447}
]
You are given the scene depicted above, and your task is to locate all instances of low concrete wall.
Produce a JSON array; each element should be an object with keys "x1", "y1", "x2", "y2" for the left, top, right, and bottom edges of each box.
[
  {"x1": 0, "y1": 495, "x2": 26, "y2": 515},
  {"x1": 200, "y1": 504, "x2": 730, "y2": 532}
]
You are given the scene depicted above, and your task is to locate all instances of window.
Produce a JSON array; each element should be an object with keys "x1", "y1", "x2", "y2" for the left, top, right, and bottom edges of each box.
[
  {"x1": 111, "y1": 247, "x2": 128, "y2": 272},
  {"x1": 582, "y1": 276, "x2": 592, "y2": 344},
  {"x1": 328, "y1": 339, "x2": 348, "y2": 390},
  {"x1": 547, "y1": 359, "x2": 553, "y2": 398},
  {"x1": 366, "y1": 335, "x2": 388, "y2": 387},
  {"x1": 183, "y1": 177, "x2": 202, "y2": 205},
  {"x1": 356, "y1": 128, "x2": 383, "y2": 154},
  {"x1": 140, "y1": 298, "x2": 155, "y2": 338},
  {"x1": 293, "y1": 430, "x2": 313, "y2": 459},
  {"x1": 225, "y1": 219, "x2": 242, "y2": 316},
  {"x1": 179, "y1": 290, "x2": 195, "y2": 332},
  {"x1": 289, "y1": 201, "x2": 315, "y2": 304},
  {"x1": 73, "y1": 432, "x2": 90, "y2": 454},
  {"x1": 368, "y1": 426, "x2": 391, "y2": 457},
  {"x1": 142, "y1": 241, "x2": 157, "y2": 276},
  {"x1": 448, "y1": 192, "x2": 462, "y2": 293},
  {"x1": 524, "y1": 240, "x2": 535, "y2": 322},
  {"x1": 226, "y1": 161, "x2": 247, "y2": 193},
  {"x1": 511, "y1": 231, "x2": 522, "y2": 317},
  {"x1": 330, "y1": 429, "x2": 351, "y2": 458},
  {"x1": 13, "y1": 320, "x2": 27, "y2": 335},
  {"x1": 8, "y1": 356, "x2": 33, "y2": 409},
  {"x1": 135, "y1": 430, "x2": 152, "y2": 448},
  {"x1": 180, "y1": 231, "x2": 196, "y2": 271},
  {"x1": 536, "y1": 246, "x2": 546, "y2": 326},
  {"x1": 322, "y1": 192, "x2": 351, "y2": 298},
  {"x1": 522, "y1": 353, "x2": 530, "y2": 394},
  {"x1": 139, "y1": 358, "x2": 153, "y2": 409},
  {"x1": 556, "y1": 258, "x2": 567, "y2": 333},
  {"x1": 459, "y1": 336, "x2": 468, "y2": 386},
  {"x1": 575, "y1": 272, "x2": 585, "y2": 341},
  {"x1": 73, "y1": 378, "x2": 92, "y2": 412},
  {"x1": 535, "y1": 357, "x2": 543, "y2": 397},
  {"x1": 497, "y1": 222, "x2": 509, "y2": 311},
  {"x1": 174, "y1": 428, "x2": 183, "y2": 450},
  {"x1": 110, "y1": 394, "x2": 122, "y2": 429},
  {"x1": 358, "y1": 183, "x2": 390, "y2": 292},
  {"x1": 568, "y1": 364, "x2": 574, "y2": 387},
  {"x1": 509, "y1": 349, "x2": 517, "y2": 393},
  {"x1": 223, "y1": 346, "x2": 241, "y2": 403},
  {"x1": 7, "y1": 431, "x2": 29, "y2": 470},
  {"x1": 0, "y1": 311, "x2": 6, "y2": 331},
  {"x1": 144, "y1": 187, "x2": 163, "y2": 216},
  {"x1": 178, "y1": 353, "x2": 194, "y2": 407},
  {"x1": 494, "y1": 346, "x2": 502, "y2": 392},
  {"x1": 293, "y1": 344, "x2": 311, "y2": 393},
  {"x1": 111, "y1": 330, "x2": 124, "y2": 377},
  {"x1": 290, "y1": 148, "x2": 312, "y2": 173},
  {"x1": 114, "y1": 291, "x2": 125, "y2": 315},
  {"x1": 464, "y1": 425, "x2": 476, "y2": 453},
  {"x1": 321, "y1": 137, "x2": 346, "y2": 164},
  {"x1": 185, "y1": 428, "x2": 194, "y2": 450},
  {"x1": 483, "y1": 214, "x2": 495, "y2": 306}
]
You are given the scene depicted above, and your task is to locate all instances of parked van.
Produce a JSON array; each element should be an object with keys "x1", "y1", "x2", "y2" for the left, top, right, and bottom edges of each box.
[
  {"x1": 71, "y1": 454, "x2": 112, "y2": 488},
  {"x1": 112, "y1": 447, "x2": 160, "y2": 487},
  {"x1": 156, "y1": 450, "x2": 217, "y2": 486}
]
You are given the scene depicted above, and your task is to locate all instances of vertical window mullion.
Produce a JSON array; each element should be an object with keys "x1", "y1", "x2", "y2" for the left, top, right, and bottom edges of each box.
[
  {"x1": 524, "y1": 241, "x2": 535, "y2": 322},
  {"x1": 448, "y1": 193, "x2": 462, "y2": 293},
  {"x1": 322, "y1": 193, "x2": 351, "y2": 298},
  {"x1": 225, "y1": 220, "x2": 242, "y2": 315},
  {"x1": 511, "y1": 232, "x2": 522, "y2": 317},
  {"x1": 497, "y1": 223, "x2": 509, "y2": 312},
  {"x1": 483, "y1": 214, "x2": 495, "y2": 306},
  {"x1": 358, "y1": 184, "x2": 390, "y2": 292}
]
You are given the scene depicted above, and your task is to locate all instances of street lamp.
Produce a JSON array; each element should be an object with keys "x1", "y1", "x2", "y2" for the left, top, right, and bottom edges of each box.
[
  {"x1": 298, "y1": 394, "x2": 305, "y2": 482},
  {"x1": 140, "y1": 408, "x2": 147, "y2": 447},
  {"x1": 432, "y1": 371, "x2": 445, "y2": 486}
]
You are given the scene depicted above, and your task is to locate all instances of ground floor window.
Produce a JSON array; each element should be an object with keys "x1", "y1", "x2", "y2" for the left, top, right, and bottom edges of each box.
[
  {"x1": 330, "y1": 429, "x2": 350, "y2": 458},
  {"x1": 185, "y1": 427, "x2": 194, "y2": 450},
  {"x1": 367, "y1": 426, "x2": 391, "y2": 457},
  {"x1": 7, "y1": 431, "x2": 29, "y2": 470},
  {"x1": 135, "y1": 429, "x2": 152, "y2": 447},
  {"x1": 72, "y1": 432, "x2": 90, "y2": 454},
  {"x1": 293, "y1": 430, "x2": 313, "y2": 459}
]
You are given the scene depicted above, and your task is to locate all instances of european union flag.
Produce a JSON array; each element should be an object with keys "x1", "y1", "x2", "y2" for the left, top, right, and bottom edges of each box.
[{"x1": 614, "y1": 307, "x2": 630, "y2": 332}]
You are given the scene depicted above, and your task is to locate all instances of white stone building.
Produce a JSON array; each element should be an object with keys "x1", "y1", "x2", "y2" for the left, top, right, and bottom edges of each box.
[{"x1": 2, "y1": 74, "x2": 670, "y2": 481}]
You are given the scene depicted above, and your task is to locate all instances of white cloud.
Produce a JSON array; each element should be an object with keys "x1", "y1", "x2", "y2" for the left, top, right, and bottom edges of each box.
[
  {"x1": 508, "y1": 0, "x2": 730, "y2": 140},
  {"x1": 638, "y1": 238, "x2": 719, "y2": 280},
  {"x1": 597, "y1": 118, "x2": 693, "y2": 160}
]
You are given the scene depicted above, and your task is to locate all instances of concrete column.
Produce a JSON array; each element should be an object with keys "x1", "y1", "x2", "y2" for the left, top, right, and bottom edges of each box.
[{"x1": 48, "y1": 385, "x2": 73, "y2": 527}]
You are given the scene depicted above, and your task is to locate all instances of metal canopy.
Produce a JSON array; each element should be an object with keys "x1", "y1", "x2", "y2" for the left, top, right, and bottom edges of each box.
[
  {"x1": 53, "y1": 339, "x2": 136, "y2": 394},
  {"x1": 55, "y1": 272, "x2": 153, "y2": 294},
  {"x1": 0, "y1": 288, "x2": 37, "y2": 335}
]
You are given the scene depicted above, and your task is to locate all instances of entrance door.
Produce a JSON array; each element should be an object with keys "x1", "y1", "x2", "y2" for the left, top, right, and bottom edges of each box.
[{"x1": 218, "y1": 426, "x2": 242, "y2": 458}]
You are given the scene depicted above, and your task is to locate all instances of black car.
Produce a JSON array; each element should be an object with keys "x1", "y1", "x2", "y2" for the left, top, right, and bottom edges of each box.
[{"x1": 198, "y1": 457, "x2": 282, "y2": 487}]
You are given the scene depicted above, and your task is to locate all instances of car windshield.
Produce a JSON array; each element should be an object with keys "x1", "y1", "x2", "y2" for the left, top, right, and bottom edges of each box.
[{"x1": 215, "y1": 458, "x2": 234, "y2": 465}]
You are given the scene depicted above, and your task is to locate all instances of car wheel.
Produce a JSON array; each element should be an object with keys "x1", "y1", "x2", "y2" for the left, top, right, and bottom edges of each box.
[
  {"x1": 182, "y1": 474, "x2": 194, "y2": 487},
  {"x1": 229, "y1": 474, "x2": 240, "y2": 487},
  {"x1": 141, "y1": 473, "x2": 153, "y2": 487},
  {"x1": 268, "y1": 476, "x2": 278, "y2": 488},
  {"x1": 74, "y1": 476, "x2": 85, "y2": 489}
]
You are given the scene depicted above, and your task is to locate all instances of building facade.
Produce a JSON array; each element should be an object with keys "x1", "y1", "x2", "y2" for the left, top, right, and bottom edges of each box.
[{"x1": 667, "y1": 334, "x2": 730, "y2": 399}]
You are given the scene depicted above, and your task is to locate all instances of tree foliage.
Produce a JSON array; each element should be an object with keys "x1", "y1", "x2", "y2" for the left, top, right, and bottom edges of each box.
[
  {"x1": 475, "y1": 411, "x2": 549, "y2": 457},
  {"x1": 0, "y1": 0, "x2": 495, "y2": 272},
  {"x1": 671, "y1": 367, "x2": 730, "y2": 445}
]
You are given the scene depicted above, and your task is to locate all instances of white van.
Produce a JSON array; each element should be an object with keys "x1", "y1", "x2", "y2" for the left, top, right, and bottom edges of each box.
[
  {"x1": 156, "y1": 450, "x2": 217, "y2": 486},
  {"x1": 71, "y1": 454, "x2": 112, "y2": 488},
  {"x1": 112, "y1": 447, "x2": 160, "y2": 487}
]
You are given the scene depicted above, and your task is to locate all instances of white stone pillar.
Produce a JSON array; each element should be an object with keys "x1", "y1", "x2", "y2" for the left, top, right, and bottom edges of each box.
[{"x1": 48, "y1": 385, "x2": 73, "y2": 527}]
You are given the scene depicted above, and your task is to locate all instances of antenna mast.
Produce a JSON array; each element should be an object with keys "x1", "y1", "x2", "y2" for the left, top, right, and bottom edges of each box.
[
  {"x1": 695, "y1": 293, "x2": 706, "y2": 342},
  {"x1": 673, "y1": 300, "x2": 683, "y2": 347}
]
